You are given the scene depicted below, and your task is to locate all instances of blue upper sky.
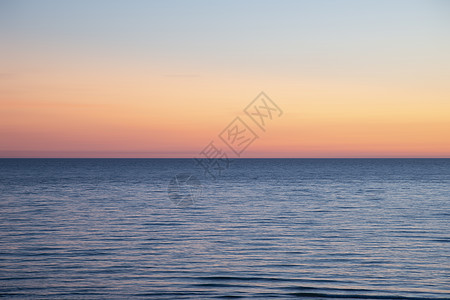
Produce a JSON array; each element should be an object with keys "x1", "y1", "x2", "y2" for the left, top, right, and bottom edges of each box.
[{"x1": 2, "y1": 0, "x2": 449, "y2": 80}]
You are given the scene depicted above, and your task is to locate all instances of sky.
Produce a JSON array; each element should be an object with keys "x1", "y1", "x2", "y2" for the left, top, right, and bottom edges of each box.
[{"x1": 1, "y1": 0, "x2": 449, "y2": 158}]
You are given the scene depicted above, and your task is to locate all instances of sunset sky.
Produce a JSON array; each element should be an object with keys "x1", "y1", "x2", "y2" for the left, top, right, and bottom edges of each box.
[{"x1": 1, "y1": 0, "x2": 449, "y2": 158}]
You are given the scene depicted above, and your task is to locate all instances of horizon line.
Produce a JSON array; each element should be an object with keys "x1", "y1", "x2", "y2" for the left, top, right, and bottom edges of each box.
[{"x1": 1, "y1": 157, "x2": 449, "y2": 159}]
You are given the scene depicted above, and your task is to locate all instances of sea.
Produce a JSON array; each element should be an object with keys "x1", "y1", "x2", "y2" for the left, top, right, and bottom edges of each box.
[{"x1": 0, "y1": 158, "x2": 449, "y2": 299}]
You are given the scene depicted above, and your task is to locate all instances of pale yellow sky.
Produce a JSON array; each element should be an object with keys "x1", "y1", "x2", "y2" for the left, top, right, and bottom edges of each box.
[{"x1": 1, "y1": 0, "x2": 449, "y2": 157}]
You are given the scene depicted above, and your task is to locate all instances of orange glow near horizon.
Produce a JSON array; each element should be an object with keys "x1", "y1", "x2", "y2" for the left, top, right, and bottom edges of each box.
[{"x1": 1, "y1": 70, "x2": 449, "y2": 158}]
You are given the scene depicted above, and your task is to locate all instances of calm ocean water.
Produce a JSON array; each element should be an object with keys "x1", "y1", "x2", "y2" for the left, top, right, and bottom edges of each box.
[{"x1": 0, "y1": 159, "x2": 449, "y2": 299}]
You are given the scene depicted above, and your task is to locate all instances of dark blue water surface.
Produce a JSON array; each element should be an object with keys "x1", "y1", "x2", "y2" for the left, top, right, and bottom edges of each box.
[{"x1": 0, "y1": 159, "x2": 449, "y2": 299}]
